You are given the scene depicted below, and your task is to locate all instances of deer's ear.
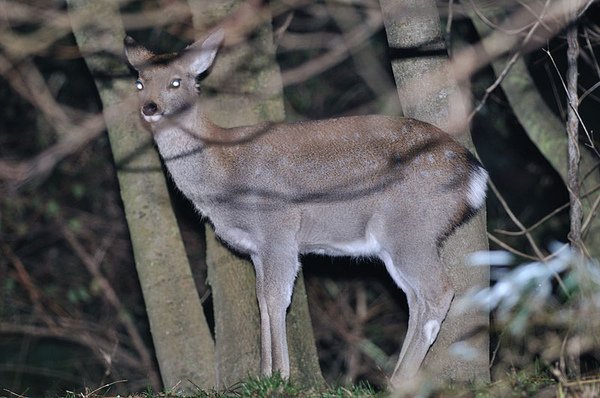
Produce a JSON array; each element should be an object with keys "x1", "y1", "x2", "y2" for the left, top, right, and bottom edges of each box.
[
  {"x1": 184, "y1": 28, "x2": 225, "y2": 76},
  {"x1": 124, "y1": 36, "x2": 155, "y2": 70}
]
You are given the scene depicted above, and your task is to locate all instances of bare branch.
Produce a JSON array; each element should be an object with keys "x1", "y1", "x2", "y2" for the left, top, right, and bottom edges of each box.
[
  {"x1": 467, "y1": 0, "x2": 539, "y2": 35},
  {"x1": 281, "y1": 9, "x2": 382, "y2": 86},
  {"x1": 488, "y1": 179, "x2": 570, "y2": 293},
  {"x1": 583, "y1": 28, "x2": 600, "y2": 77},
  {"x1": 488, "y1": 180, "x2": 546, "y2": 259},
  {"x1": 544, "y1": 48, "x2": 599, "y2": 157},
  {"x1": 581, "y1": 193, "x2": 600, "y2": 235},
  {"x1": 495, "y1": 202, "x2": 569, "y2": 237},
  {"x1": 0, "y1": 321, "x2": 143, "y2": 371},
  {"x1": 0, "y1": 54, "x2": 108, "y2": 186},
  {"x1": 468, "y1": 0, "x2": 551, "y2": 121},
  {"x1": 565, "y1": 17, "x2": 584, "y2": 257},
  {"x1": 1, "y1": 243, "x2": 56, "y2": 326},
  {"x1": 438, "y1": 0, "x2": 591, "y2": 134},
  {"x1": 60, "y1": 224, "x2": 161, "y2": 390},
  {"x1": 486, "y1": 232, "x2": 540, "y2": 261}
]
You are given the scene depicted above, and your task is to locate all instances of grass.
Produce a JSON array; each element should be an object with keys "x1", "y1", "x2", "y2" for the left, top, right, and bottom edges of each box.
[
  {"x1": 220, "y1": 376, "x2": 380, "y2": 398},
  {"x1": 21, "y1": 369, "x2": 600, "y2": 398},
  {"x1": 131, "y1": 374, "x2": 384, "y2": 398}
]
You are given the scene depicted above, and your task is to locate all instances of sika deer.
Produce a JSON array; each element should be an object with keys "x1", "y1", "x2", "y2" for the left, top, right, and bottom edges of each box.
[{"x1": 124, "y1": 28, "x2": 488, "y2": 386}]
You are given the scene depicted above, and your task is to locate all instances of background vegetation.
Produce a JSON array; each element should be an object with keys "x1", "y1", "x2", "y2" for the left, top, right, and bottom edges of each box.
[{"x1": 0, "y1": 0, "x2": 599, "y2": 396}]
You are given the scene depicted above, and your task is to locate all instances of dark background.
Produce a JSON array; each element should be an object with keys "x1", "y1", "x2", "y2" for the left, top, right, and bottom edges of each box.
[{"x1": 1, "y1": 0, "x2": 598, "y2": 395}]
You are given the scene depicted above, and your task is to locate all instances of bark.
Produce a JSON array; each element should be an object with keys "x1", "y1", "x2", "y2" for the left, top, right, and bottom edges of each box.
[
  {"x1": 566, "y1": 15, "x2": 582, "y2": 377},
  {"x1": 67, "y1": 0, "x2": 216, "y2": 391},
  {"x1": 468, "y1": 6, "x2": 600, "y2": 260},
  {"x1": 187, "y1": 0, "x2": 323, "y2": 387},
  {"x1": 379, "y1": 0, "x2": 490, "y2": 383},
  {"x1": 566, "y1": 21, "x2": 582, "y2": 252}
]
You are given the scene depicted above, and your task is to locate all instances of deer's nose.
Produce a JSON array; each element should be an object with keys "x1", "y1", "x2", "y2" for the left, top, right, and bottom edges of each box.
[{"x1": 142, "y1": 102, "x2": 158, "y2": 116}]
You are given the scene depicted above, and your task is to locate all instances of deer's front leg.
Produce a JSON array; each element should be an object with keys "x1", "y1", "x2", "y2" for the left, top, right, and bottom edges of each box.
[
  {"x1": 253, "y1": 257, "x2": 273, "y2": 375},
  {"x1": 252, "y1": 243, "x2": 300, "y2": 379}
]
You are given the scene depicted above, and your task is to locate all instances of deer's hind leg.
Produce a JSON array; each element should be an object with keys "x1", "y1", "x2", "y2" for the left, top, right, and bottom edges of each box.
[{"x1": 379, "y1": 238, "x2": 454, "y2": 388}]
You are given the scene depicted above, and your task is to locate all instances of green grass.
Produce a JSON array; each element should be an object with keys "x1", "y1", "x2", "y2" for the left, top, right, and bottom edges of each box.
[
  {"x1": 138, "y1": 374, "x2": 385, "y2": 398},
  {"x1": 51, "y1": 369, "x2": 600, "y2": 398}
]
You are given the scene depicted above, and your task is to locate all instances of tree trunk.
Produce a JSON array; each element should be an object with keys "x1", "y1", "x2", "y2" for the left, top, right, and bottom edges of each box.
[
  {"x1": 379, "y1": 0, "x2": 490, "y2": 384},
  {"x1": 187, "y1": 0, "x2": 323, "y2": 387},
  {"x1": 68, "y1": 0, "x2": 216, "y2": 391}
]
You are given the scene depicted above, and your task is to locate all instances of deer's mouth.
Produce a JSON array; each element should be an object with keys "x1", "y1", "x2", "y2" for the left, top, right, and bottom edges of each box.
[
  {"x1": 142, "y1": 112, "x2": 164, "y2": 123},
  {"x1": 141, "y1": 101, "x2": 163, "y2": 123}
]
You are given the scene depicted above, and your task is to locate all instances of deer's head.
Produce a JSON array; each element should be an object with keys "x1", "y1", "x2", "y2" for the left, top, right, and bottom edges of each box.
[{"x1": 124, "y1": 29, "x2": 224, "y2": 124}]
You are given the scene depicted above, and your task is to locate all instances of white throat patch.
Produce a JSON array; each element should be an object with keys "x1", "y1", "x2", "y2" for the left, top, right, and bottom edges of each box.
[{"x1": 142, "y1": 112, "x2": 163, "y2": 123}]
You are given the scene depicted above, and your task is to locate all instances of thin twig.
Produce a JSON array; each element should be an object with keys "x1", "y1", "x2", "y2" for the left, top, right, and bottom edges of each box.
[
  {"x1": 544, "y1": 61, "x2": 567, "y2": 120},
  {"x1": 489, "y1": 328, "x2": 506, "y2": 369},
  {"x1": 576, "y1": 0, "x2": 596, "y2": 19},
  {"x1": 579, "y1": 80, "x2": 600, "y2": 103},
  {"x1": 514, "y1": 0, "x2": 553, "y2": 31},
  {"x1": 2, "y1": 389, "x2": 29, "y2": 398},
  {"x1": 494, "y1": 202, "x2": 569, "y2": 237},
  {"x1": 494, "y1": 181, "x2": 600, "y2": 237},
  {"x1": 87, "y1": 379, "x2": 128, "y2": 396},
  {"x1": 467, "y1": 0, "x2": 534, "y2": 35},
  {"x1": 0, "y1": 321, "x2": 143, "y2": 370},
  {"x1": 488, "y1": 179, "x2": 570, "y2": 293},
  {"x1": 0, "y1": 54, "x2": 107, "y2": 186},
  {"x1": 468, "y1": 0, "x2": 551, "y2": 121},
  {"x1": 60, "y1": 224, "x2": 162, "y2": 390},
  {"x1": 487, "y1": 232, "x2": 540, "y2": 261},
  {"x1": 544, "y1": 48, "x2": 600, "y2": 157},
  {"x1": 581, "y1": 193, "x2": 600, "y2": 234},
  {"x1": 1, "y1": 243, "x2": 57, "y2": 327},
  {"x1": 583, "y1": 28, "x2": 600, "y2": 80},
  {"x1": 489, "y1": 180, "x2": 546, "y2": 259},
  {"x1": 445, "y1": 0, "x2": 454, "y2": 57},
  {"x1": 281, "y1": 9, "x2": 382, "y2": 86}
]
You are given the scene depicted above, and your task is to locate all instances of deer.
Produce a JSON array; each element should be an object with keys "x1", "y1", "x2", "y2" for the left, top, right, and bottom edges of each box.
[{"x1": 124, "y1": 28, "x2": 488, "y2": 387}]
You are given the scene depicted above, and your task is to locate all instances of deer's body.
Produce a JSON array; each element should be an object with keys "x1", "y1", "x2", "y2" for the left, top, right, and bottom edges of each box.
[
  {"x1": 125, "y1": 29, "x2": 488, "y2": 387},
  {"x1": 158, "y1": 114, "x2": 480, "y2": 254}
]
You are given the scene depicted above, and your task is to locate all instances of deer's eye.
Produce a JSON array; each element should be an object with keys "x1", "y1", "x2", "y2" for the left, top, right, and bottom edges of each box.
[
  {"x1": 170, "y1": 78, "x2": 181, "y2": 88},
  {"x1": 135, "y1": 80, "x2": 143, "y2": 90}
]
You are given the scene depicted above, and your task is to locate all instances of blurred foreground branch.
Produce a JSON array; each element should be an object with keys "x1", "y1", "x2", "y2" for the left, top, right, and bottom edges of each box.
[
  {"x1": 461, "y1": 247, "x2": 600, "y2": 386},
  {"x1": 0, "y1": 0, "x2": 592, "y2": 187}
]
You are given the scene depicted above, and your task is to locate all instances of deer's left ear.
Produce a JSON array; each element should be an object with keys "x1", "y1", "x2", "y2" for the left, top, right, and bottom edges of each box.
[
  {"x1": 124, "y1": 36, "x2": 155, "y2": 70},
  {"x1": 184, "y1": 28, "x2": 225, "y2": 76}
]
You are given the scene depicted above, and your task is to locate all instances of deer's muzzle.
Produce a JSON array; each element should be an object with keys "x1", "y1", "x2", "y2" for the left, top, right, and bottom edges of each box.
[{"x1": 142, "y1": 102, "x2": 159, "y2": 116}]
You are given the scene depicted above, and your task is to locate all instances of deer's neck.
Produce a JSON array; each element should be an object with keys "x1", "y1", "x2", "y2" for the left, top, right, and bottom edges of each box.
[
  {"x1": 151, "y1": 105, "x2": 224, "y2": 205},
  {"x1": 152, "y1": 106, "x2": 216, "y2": 159}
]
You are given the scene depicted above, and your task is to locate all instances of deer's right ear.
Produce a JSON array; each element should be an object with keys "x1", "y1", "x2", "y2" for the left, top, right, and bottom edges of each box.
[
  {"x1": 124, "y1": 36, "x2": 155, "y2": 70},
  {"x1": 184, "y1": 28, "x2": 225, "y2": 76}
]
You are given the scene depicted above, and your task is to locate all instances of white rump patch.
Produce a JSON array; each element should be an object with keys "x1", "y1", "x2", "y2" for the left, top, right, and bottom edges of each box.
[
  {"x1": 467, "y1": 166, "x2": 488, "y2": 209},
  {"x1": 424, "y1": 319, "x2": 440, "y2": 345}
]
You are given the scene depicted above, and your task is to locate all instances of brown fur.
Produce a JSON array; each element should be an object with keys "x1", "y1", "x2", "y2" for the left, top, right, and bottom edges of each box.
[{"x1": 124, "y1": 29, "x2": 488, "y2": 388}]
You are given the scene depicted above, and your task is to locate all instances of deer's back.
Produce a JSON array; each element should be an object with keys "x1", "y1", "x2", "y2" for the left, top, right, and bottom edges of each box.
[{"x1": 214, "y1": 115, "x2": 471, "y2": 200}]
